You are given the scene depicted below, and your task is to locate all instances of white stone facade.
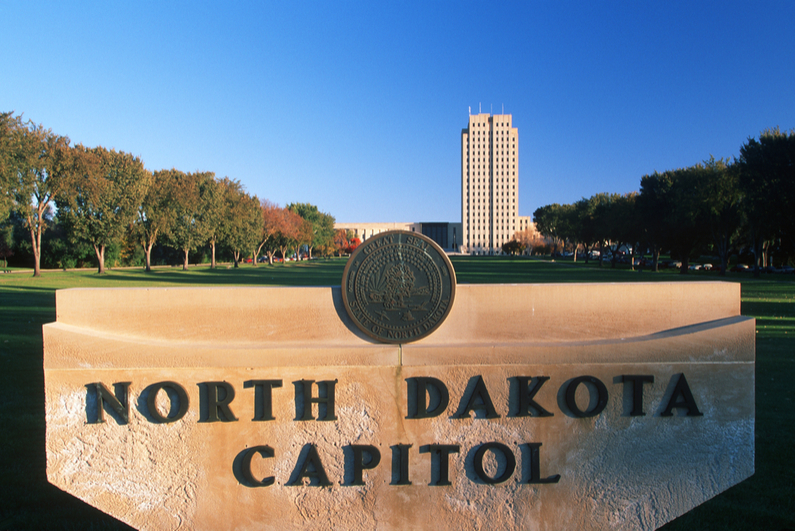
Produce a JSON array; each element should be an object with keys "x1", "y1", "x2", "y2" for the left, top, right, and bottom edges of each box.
[{"x1": 461, "y1": 113, "x2": 519, "y2": 255}]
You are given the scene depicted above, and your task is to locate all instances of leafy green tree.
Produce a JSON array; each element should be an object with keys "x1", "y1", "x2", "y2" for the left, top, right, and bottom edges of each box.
[
  {"x1": 737, "y1": 128, "x2": 795, "y2": 275},
  {"x1": 589, "y1": 192, "x2": 621, "y2": 267},
  {"x1": 639, "y1": 170, "x2": 675, "y2": 271},
  {"x1": 668, "y1": 166, "x2": 712, "y2": 273},
  {"x1": 133, "y1": 169, "x2": 177, "y2": 272},
  {"x1": 533, "y1": 204, "x2": 567, "y2": 255},
  {"x1": 572, "y1": 197, "x2": 599, "y2": 264},
  {"x1": 6, "y1": 119, "x2": 73, "y2": 276},
  {"x1": 602, "y1": 192, "x2": 641, "y2": 269},
  {"x1": 199, "y1": 176, "x2": 225, "y2": 268},
  {"x1": 58, "y1": 146, "x2": 151, "y2": 274},
  {"x1": 0, "y1": 222, "x2": 13, "y2": 270},
  {"x1": 287, "y1": 203, "x2": 335, "y2": 260},
  {"x1": 700, "y1": 158, "x2": 742, "y2": 276},
  {"x1": 218, "y1": 178, "x2": 260, "y2": 267},
  {"x1": 168, "y1": 171, "x2": 215, "y2": 270},
  {"x1": 501, "y1": 239, "x2": 524, "y2": 256},
  {"x1": 0, "y1": 112, "x2": 20, "y2": 222}
]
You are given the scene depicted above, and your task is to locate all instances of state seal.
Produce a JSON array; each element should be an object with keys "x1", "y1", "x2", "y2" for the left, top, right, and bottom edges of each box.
[{"x1": 342, "y1": 230, "x2": 456, "y2": 343}]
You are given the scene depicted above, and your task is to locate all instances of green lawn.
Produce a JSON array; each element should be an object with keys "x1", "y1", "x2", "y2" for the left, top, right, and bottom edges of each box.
[{"x1": 0, "y1": 257, "x2": 792, "y2": 530}]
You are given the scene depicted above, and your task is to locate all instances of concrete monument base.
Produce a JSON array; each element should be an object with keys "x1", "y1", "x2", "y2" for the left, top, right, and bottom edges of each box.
[{"x1": 44, "y1": 283, "x2": 754, "y2": 530}]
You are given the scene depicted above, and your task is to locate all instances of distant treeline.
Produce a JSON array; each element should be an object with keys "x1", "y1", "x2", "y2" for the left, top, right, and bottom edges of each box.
[
  {"x1": 0, "y1": 111, "x2": 353, "y2": 275},
  {"x1": 525, "y1": 128, "x2": 795, "y2": 276}
]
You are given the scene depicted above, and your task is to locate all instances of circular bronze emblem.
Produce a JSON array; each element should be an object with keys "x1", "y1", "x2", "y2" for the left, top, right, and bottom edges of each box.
[{"x1": 342, "y1": 230, "x2": 456, "y2": 343}]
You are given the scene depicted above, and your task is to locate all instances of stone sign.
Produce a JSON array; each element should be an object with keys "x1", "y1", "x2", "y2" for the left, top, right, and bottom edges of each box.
[{"x1": 44, "y1": 280, "x2": 754, "y2": 530}]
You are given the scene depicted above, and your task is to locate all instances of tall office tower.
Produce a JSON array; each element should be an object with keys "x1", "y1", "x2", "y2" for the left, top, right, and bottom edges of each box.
[{"x1": 461, "y1": 113, "x2": 519, "y2": 255}]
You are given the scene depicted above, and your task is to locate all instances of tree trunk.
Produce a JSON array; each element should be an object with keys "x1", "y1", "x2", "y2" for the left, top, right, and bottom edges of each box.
[
  {"x1": 183, "y1": 249, "x2": 190, "y2": 270},
  {"x1": 144, "y1": 243, "x2": 154, "y2": 272},
  {"x1": 652, "y1": 247, "x2": 660, "y2": 272},
  {"x1": 233, "y1": 250, "x2": 241, "y2": 268},
  {"x1": 210, "y1": 241, "x2": 217, "y2": 268},
  {"x1": 29, "y1": 225, "x2": 41, "y2": 277},
  {"x1": 679, "y1": 256, "x2": 689, "y2": 275},
  {"x1": 94, "y1": 244, "x2": 106, "y2": 274}
]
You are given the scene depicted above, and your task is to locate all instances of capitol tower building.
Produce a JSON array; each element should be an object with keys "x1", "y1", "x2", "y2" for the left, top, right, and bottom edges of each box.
[{"x1": 461, "y1": 112, "x2": 531, "y2": 255}]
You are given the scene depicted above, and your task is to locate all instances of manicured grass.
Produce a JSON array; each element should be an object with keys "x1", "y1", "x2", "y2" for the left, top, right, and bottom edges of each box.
[{"x1": 0, "y1": 257, "x2": 792, "y2": 530}]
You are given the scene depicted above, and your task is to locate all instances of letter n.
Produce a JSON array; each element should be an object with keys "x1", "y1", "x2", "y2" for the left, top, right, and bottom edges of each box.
[{"x1": 89, "y1": 382, "x2": 130, "y2": 424}]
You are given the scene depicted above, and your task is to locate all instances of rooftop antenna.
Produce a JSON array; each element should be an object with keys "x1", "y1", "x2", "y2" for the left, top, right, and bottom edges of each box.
[
  {"x1": 490, "y1": 103, "x2": 493, "y2": 115},
  {"x1": 502, "y1": 103, "x2": 504, "y2": 114},
  {"x1": 479, "y1": 102, "x2": 481, "y2": 114},
  {"x1": 469, "y1": 106, "x2": 471, "y2": 115}
]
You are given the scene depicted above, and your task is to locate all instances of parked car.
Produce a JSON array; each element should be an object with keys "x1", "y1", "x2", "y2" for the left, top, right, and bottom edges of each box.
[
  {"x1": 702, "y1": 264, "x2": 713, "y2": 271},
  {"x1": 780, "y1": 265, "x2": 794, "y2": 274},
  {"x1": 688, "y1": 264, "x2": 703, "y2": 271},
  {"x1": 730, "y1": 264, "x2": 750, "y2": 272}
]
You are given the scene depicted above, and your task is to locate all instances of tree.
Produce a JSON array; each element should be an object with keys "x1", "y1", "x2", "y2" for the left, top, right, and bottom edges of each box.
[
  {"x1": 218, "y1": 178, "x2": 260, "y2": 267},
  {"x1": 5, "y1": 118, "x2": 72, "y2": 276},
  {"x1": 638, "y1": 171, "x2": 674, "y2": 271},
  {"x1": 533, "y1": 204, "x2": 567, "y2": 255},
  {"x1": 133, "y1": 169, "x2": 177, "y2": 272},
  {"x1": 737, "y1": 128, "x2": 795, "y2": 276},
  {"x1": 600, "y1": 192, "x2": 640, "y2": 269},
  {"x1": 168, "y1": 171, "x2": 215, "y2": 270},
  {"x1": 258, "y1": 200, "x2": 285, "y2": 265},
  {"x1": 501, "y1": 239, "x2": 524, "y2": 256},
  {"x1": 667, "y1": 166, "x2": 712, "y2": 273},
  {"x1": 200, "y1": 176, "x2": 225, "y2": 268},
  {"x1": 0, "y1": 112, "x2": 19, "y2": 223},
  {"x1": 0, "y1": 221, "x2": 13, "y2": 270},
  {"x1": 344, "y1": 236, "x2": 361, "y2": 254},
  {"x1": 699, "y1": 158, "x2": 742, "y2": 276},
  {"x1": 572, "y1": 197, "x2": 599, "y2": 264},
  {"x1": 513, "y1": 225, "x2": 546, "y2": 255},
  {"x1": 333, "y1": 229, "x2": 350, "y2": 256},
  {"x1": 275, "y1": 208, "x2": 304, "y2": 261},
  {"x1": 58, "y1": 146, "x2": 151, "y2": 274},
  {"x1": 287, "y1": 203, "x2": 336, "y2": 260}
]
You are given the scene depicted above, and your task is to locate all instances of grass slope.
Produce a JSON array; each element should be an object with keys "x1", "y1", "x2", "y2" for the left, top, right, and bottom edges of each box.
[{"x1": 0, "y1": 257, "x2": 792, "y2": 530}]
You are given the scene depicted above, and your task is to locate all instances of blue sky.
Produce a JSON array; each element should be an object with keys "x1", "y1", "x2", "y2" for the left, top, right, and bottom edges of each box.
[{"x1": 2, "y1": 1, "x2": 793, "y2": 223}]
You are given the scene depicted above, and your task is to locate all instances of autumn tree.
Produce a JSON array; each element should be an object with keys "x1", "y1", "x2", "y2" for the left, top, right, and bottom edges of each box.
[
  {"x1": 275, "y1": 208, "x2": 304, "y2": 261},
  {"x1": 344, "y1": 236, "x2": 361, "y2": 254},
  {"x1": 4, "y1": 117, "x2": 72, "y2": 276},
  {"x1": 58, "y1": 146, "x2": 151, "y2": 274},
  {"x1": 132, "y1": 169, "x2": 177, "y2": 272},
  {"x1": 258, "y1": 200, "x2": 285, "y2": 265},
  {"x1": 513, "y1": 225, "x2": 546, "y2": 255},
  {"x1": 333, "y1": 229, "x2": 349, "y2": 256}
]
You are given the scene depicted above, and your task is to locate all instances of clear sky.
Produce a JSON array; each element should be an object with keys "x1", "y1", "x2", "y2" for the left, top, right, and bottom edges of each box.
[{"x1": 2, "y1": 1, "x2": 794, "y2": 224}]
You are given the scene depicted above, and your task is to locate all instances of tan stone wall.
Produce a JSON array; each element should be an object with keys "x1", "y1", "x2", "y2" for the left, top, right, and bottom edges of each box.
[{"x1": 45, "y1": 283, "x2": 754, "y2": 530}]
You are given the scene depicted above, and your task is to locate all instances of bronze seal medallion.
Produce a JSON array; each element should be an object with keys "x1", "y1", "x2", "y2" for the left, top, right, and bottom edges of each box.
[{"x1": 342, "y1": 230, "x2": 456, "y2": 343}]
